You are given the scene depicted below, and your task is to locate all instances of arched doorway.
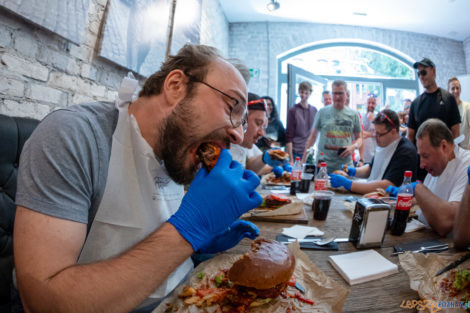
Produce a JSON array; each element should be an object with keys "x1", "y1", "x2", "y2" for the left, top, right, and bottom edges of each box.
[{"x1": 276, "y1": 39, "x2": 419, "y2": 125}]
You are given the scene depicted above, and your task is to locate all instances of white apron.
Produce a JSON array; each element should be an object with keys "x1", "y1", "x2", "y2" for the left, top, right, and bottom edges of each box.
[
  {"x1": 78, "y1": 74, "x2": 193, "y2": 307},
  {"x1": 368, "y1": 137, "x2": 401, "y2": 182}
]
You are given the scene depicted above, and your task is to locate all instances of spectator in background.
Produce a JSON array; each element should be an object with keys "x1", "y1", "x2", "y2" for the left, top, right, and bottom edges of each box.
[
  {"x1": 361, "y1": 96, "x2": 377, "y2": 163},
  {"x1": 398, "y1": 111, "x2": 407, "y2": 137},
  {"x1": 322, "y1": 90, "x2": 332, "y2": 106},
  {"x1": 285, "y1": 81, "x2": 318, "y2": 163},
  {"x1": 256, "y1": 96, "x2": 286, "y2": 151},
  {"x1": 330, "y1": 109, "x2": 417, "y2": 194},
  {"x1": 448, "y1": 77, "x2": 470, "y2": 149},
  {"x1": 302, "y1": 80, "x2": 362, "y2": 173},
  {"x1": 407, "y1": 58, "x2": 461, "y2": 180}
]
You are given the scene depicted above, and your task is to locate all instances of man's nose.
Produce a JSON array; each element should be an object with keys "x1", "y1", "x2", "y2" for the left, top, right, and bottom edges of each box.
[{"x1": 227, "y1": 125, "x2": 243, "y2": 145}]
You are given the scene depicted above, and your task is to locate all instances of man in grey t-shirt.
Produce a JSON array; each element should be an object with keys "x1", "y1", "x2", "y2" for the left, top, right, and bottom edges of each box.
[
  {"x1": 14, "y1": 44, "x2": 262, "y2": 312},
  {"x1": 302, "y1": 80, "x2": 362, "y2": 173}
]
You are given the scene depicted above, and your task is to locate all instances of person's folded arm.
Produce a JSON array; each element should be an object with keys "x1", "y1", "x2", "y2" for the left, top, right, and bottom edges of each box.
[
  {"x1": 350, "y1": 179, "x2": 394, "y2": 195},
  {"x1": 301, "y1": 128, "x2": 318, "y2": 163},
  {"x1": 14, "y1": 208, "x2": 193, "y2": 313},
  {"x1": 414, "y1": 183, "x2": 458, "y2": 236},
  {"x1": 454, "y1": 184, "x2": 470, "y2": 249}
]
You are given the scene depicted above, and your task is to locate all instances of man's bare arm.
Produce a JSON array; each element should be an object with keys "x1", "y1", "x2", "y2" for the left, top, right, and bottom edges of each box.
[
  {"x1": 407, "y1": 128, "x2": 416, "y2": 144},
  {"x1": 286, "y1": 142, "x2": 294, "y2": 165},
  {"x1": 451, "y1": 123, "x2": 460, "y2": 139},
  {"x1": 339, "y1": 131, "x2": 362, "y2": 158},
  {"x1": 351, "y1": 179, "x2": 394, "y2": 195},
  {"x1": 354, "y1": 164, "x2": 372, "y2": 179},
  {"x1": 14, "y1": 206, "x2": 193, "y2": 313},
  {"x1": 246, "y1": 155, "x2": 271, "y2": 175},
  {"x1": 301, "y1": 128, "x2": 318, "y2": 163},
  {"x1": 414, "y1": 184, "x2": 458, "y2": 236},
  {"x1": 454, "y1": 184, "x2": 470, "y2": 249}
]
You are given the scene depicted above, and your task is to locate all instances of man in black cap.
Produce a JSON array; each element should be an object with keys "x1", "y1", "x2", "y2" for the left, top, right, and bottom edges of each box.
[{"x1": 407, "y1": 57, "x2": 461, "y2": 180}]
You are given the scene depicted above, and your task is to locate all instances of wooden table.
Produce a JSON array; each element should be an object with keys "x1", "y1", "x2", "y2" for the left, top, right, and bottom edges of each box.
[{"x1": 228, "y1": 191, "x2": 452, "y2": 313}]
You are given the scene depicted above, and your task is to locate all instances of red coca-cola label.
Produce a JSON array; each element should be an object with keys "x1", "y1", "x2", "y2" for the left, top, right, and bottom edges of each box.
[
  {"x1": 395, "y1": 194, "x2": 413, "y2": 211},
  {"x1": 314, "y1": 179, "x2": 327, "y2": 191},
  {"x1": 291, "y1": 171, "x2": 302, "y2": 181}
]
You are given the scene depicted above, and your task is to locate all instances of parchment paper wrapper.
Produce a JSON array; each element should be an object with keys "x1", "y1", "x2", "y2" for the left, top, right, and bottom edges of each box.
[
  {"x1": 260, "y1": 173, "x2": 290, "y2": 186},
  {"x1": 242, "y1": 199, "x2": 303, "y2": 218},
  {"x1": 399, "y1": 252, "x2": 470, "y2": 312},
  {"x1": 152, "y1": 242, "x2": 349, "y2": 313}
]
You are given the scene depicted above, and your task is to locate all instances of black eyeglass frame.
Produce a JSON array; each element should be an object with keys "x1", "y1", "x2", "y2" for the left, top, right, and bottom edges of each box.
[
  {"x1": 375, "y1": 127, "x2": 393, "y2": 138},
  {"x1": 184, "y1": 72, "x2": 248, "y2": 132}
]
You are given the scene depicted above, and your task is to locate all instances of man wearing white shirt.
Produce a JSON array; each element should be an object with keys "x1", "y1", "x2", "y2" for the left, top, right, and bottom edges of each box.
[
  {"x1": 414, "y1": 119, "x2": 470, "y2": 236},
  {"x1": 330, "y1": 110, "x2": 416, "y2": 194},
  {"x1": 230, "y1": 93, "x2": 286, "y2": 174}
]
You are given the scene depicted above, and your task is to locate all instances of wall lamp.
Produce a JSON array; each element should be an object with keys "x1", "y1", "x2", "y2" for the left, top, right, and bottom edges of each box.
[{"x1": 267, "y1": 0, "x2": 280, "y2": 11}]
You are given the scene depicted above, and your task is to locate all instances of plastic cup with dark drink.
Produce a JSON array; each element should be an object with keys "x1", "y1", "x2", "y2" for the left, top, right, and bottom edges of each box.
[{"x1": 313, "y1": 190, "x2": 334, "y2": 220}]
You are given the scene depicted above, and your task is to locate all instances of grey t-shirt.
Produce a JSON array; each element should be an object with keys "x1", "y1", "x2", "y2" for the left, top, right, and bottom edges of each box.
[{"x1": 16, "y1": 101, "x2": 118, "y2": 231}]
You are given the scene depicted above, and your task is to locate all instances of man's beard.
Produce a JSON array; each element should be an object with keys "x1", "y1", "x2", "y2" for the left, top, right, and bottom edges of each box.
[{"x1": 158, "y1": 96, "x2": 229, "y2": 185}]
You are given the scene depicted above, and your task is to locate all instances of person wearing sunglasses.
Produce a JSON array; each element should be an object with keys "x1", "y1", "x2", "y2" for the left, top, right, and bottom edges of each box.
[
  {"x1": 13, "y1": 44, "x2": 264, "y2": 313},
  {"x1": 389, "y1": 119, "x2": 470, "y2": 237},
  {"x1": 330, "y1": 110, "x2": 417, "y2": 194},
  {"x1": 407, "y1": 58, "x2": 461, "y2": 181}
]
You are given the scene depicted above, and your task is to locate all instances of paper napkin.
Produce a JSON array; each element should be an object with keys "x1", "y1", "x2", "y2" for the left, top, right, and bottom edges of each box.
[{"x1": 282, "y1": 225, "x2": 324, "y2": 239}]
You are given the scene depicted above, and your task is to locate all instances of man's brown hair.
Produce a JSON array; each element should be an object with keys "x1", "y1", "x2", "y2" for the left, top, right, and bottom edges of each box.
[
  {"x1": 139, "y1": 44, "x2": 222, "y2": 98},
  {"x1": 447, "y1": 76, "x2": 459, "y2": 89},
  {"x1": 298, "y1": 81, "x2": 312, "y2": 93},
  {"x1": 416, "y1": 118, "x2": 453, "y2": 147}
]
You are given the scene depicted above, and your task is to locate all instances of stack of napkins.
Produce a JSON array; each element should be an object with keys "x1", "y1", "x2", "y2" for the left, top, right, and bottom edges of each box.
[
  {"x1": 328, "y1": 250, "x2": 398, "y2": 285},
  {"x1": 282, "y1": 225, "x2": 324, "y2": 239}
]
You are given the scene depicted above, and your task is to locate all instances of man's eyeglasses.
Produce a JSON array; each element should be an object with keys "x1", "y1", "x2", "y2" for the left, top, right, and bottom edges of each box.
[
  {"x1": 417, "y1": 69, "x2": 427, "y2": 77},
  {"x1": 377, "y1": 112, "x2": 395, "y2": 127},
  {"x1": 185, "y1": 72, "x2": 248, "y2": 132},
  {"x1": 375, "y1": 128, "x2": 393, "y2": 138}
]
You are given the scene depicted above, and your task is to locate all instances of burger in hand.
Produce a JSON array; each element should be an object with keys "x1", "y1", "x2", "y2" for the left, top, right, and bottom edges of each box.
[{"x1": 196, "y1": 142, "x2": 221, "y2": 171}]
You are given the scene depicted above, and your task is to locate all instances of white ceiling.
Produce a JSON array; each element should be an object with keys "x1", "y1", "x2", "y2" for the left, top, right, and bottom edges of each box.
[{"x1": 219, "y1": 0, "x2": 470, "y2": 41}]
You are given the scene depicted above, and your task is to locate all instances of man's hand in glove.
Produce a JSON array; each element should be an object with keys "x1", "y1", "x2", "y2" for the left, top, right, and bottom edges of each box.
[
  {"x1": 168, "y1": 149, "x2": 262, "y2": 252},
  {"x1": 199, "y1": 220, "x2": 259, "y2": 254}
]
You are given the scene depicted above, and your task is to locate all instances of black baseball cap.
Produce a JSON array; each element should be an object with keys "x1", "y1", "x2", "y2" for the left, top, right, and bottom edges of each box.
[{"x1": 413, "y1": 58, "x2": 435, "y2": 69}]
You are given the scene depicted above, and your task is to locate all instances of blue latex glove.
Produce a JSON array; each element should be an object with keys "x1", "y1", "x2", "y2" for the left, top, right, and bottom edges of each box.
[
  {"x1": 199, "y1": 220, "x2": 259, "y2": 253},
  {"x1": 168, "y1": 149, "x2": 263, "y2": 251},
  {"x1": 468, "y1": 166, "x2": 470, "y2": 184},
  {"x1": 329, "y1": 174, "x2": 352, "y2": 191},
  {"x1": 342, "y1": 164, "x2": 356, "y2": 177},
  {"x1": 386, "y1": 182, "x2": 419, "y2": 197},
  {"x1": 283, "y1": 163, "x2": 292, "y2": 173},
  {"x1": 262, "y1": 148, "x2": 288, "y2": 167},
  {"x1": 272, "y1": 166, "x2": 284, "y2": 177},
  {"x1": 385, "y1": 185, "x2": 398, "y2": 197}
]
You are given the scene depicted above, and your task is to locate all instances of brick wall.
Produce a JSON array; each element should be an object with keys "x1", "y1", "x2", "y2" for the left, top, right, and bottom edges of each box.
[
  {"x1": 0, "y1": 0, "x2": 228, "y2": 119},
  {"x1": 230, "y1": 22, "x2": 469, "y2": 100},
  {"x1": 464, "y1": 36, "x2": 470, "y2": 74}
]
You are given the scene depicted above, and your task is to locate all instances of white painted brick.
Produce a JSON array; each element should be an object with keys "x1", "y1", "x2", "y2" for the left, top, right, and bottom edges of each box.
[
  {"x1": 72, "y1": 93, "x2": 94, "y2": 104},
  {"x1": 80, "y1": 63, "x2": 98, "y2": 80},
  {"x1": 14, "y1": 31, "x2": 38, "y2": 59},
  {"x1": 66, "y1": 59, "x2": 80, "y2": 75},
  {"x1": 105, "y1": 89, "x2": 118, "y2": 101},
  {"x1": 0, "y1": 76, "x2": 25, "y2": 97},
  {"x1": 0, "y1": 53, "x2": 49, "y2": 81},
  {"x1": 69, "y1": 44, "x2": 93, "y2": 62},
  {"x1": 28, "y1": 84, "x2": 65, "y2": 105},
  {"x1": 78, "y1": 80, "x2": 106, "y2": 98},
  {"x1": 48, "y1": 72, "x2": 78, "y2": 90},
  {"x1": 1, "y1": 99, "x2": 50, "y2": 120},
  {"x1": 0, "y1": 27, "x2": 11, "y2": 47},
  {"x1": 94, "y1": 0, "x2": 108, "y2": 7}
]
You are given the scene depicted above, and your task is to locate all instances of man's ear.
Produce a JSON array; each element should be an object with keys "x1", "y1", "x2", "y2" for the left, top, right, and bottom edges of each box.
[{"x1": 162, "y1": 69, "x2": 188, "y2": 108}]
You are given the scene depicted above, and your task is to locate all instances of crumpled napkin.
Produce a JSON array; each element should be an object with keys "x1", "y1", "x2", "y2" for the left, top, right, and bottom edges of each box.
[
  {"x1": 404, "y1": 218, "x2": 428, "y2": 233},
  {"x1": 282, "y1": 225, "x2": 324, "y2": 239}
]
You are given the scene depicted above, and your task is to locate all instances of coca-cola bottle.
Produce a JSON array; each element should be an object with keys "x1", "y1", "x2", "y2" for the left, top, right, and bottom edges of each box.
[
  {"x1": 390, "y1": 171, "x2": 413, "y2": 236},
  {"x1": 290, "y1": 157, "x2": 302, "y2": 195},
  {"x1": 314, "y1": 162, "x2": 328, "y2": 191}
]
